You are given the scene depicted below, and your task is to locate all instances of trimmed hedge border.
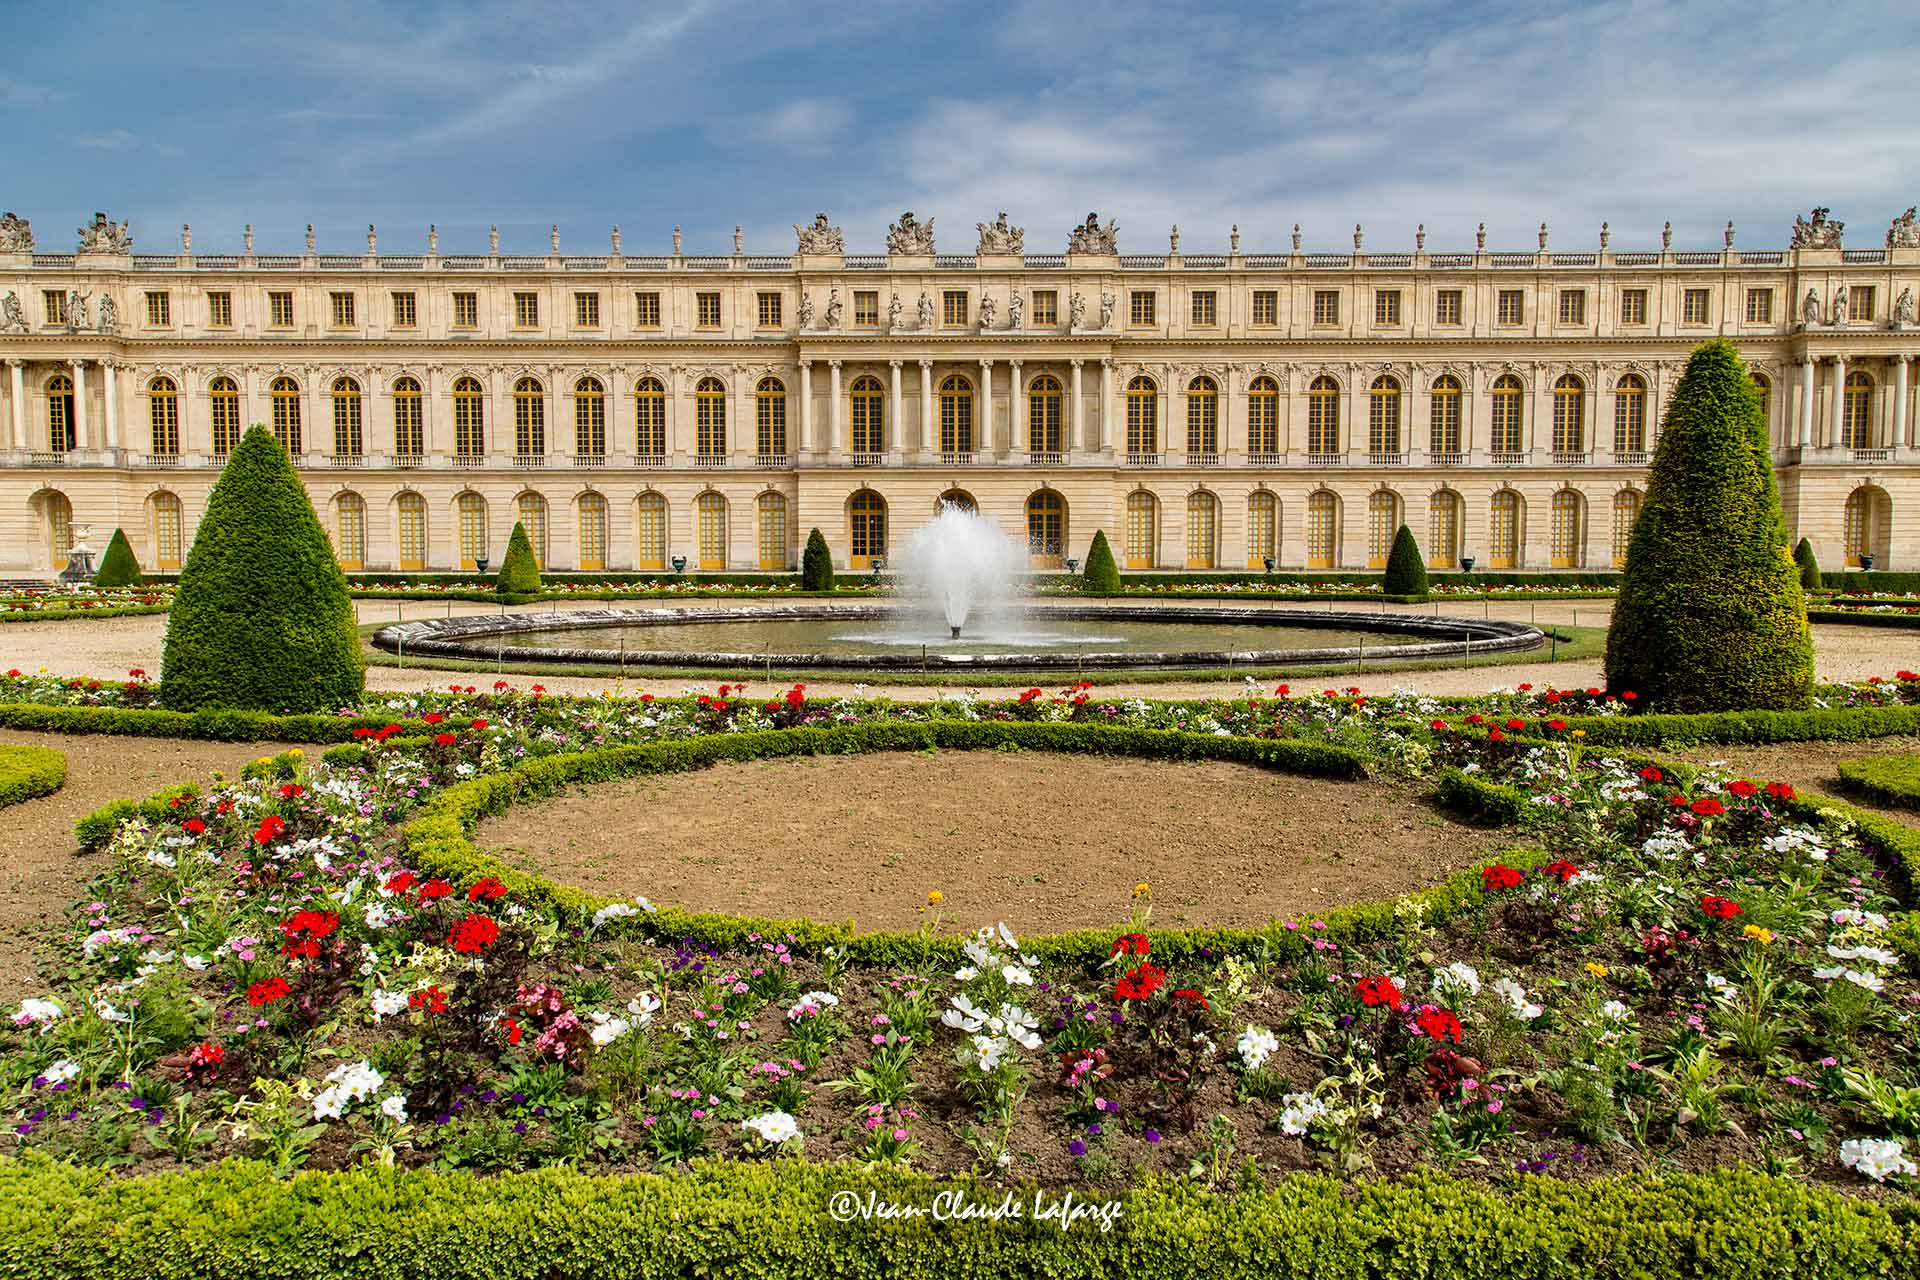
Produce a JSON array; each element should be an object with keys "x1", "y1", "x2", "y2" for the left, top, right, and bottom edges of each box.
[
  {"x1": 0, "y1": 605, "x2": 171, "y2": 624},
  {"x1": 1, "y1": 1160, "x2": 1914, "y2": 1280},
  {"x1": 0, "y1": 702, "x2": 385, "y2": 743},
  {"x1": 1836, "y1": 754, "x2": 1920, "y2": 812},
  {"x1": 0, "y1": 744, "x2": 65, "y2": 808},
  {"x1": 1552, "y1": 703, "x2": 1920, "y2": 746},
  {"x1": 1807, "y1": 608, "x2": 1920, "y2": 628}
]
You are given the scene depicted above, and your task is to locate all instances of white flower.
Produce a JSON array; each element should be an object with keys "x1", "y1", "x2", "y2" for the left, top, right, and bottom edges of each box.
[
  {"x1": 1278, "y1": 1092, "x2": 1328, "y2": 1136},
  {"x1": 1433, "y1": 962, "x2": 1481, "y2": 998},
  {"x1": 363, "y1": 899, "x2": 403, "y2": 930},
  {"x1": 787, "y1": 990, "x2": 839, "y2": 1021},
  {"x1": 1237, "y1": 1025, "x2": 1280, "y2": 1071},
  {"x1": 1827, "y1": 944, "x2": 1898, "y2": 968},
  {"x1": 1840, "y1": 1137, "x2": 1916, "y2": 1182},
  {"x1": 1598, "y1": 1000, "x2": 1632, "y2": 1022},
  {"x1": 369, "y1": 990, "x2": 409, "y2": 1021},
  {"x1": 1001, "y1": 964, "x2": 1034, "y2": 986},
  {"x1": 592, "y1": 902, "x2": 638, "y2": 927},
  {"x1": 1704, "y1": 973, "x2": 1735, "y2": 1000},
  {"x1": 44, "y1": 1059, "x2": 81, "y2": 1083},
  {"x1": 144, "y1": 849, "x2": 176, "y2": 869},
  {"x1": 380, "y1": 1094, "x2": 409, "y2": 1123},
  {"x1": 626, "y1": 992, "x2": 662, "y2": 1025},
  {"x1": 588, "y1": 1012, "x2": 631, "y2": 1046},
  {"x1": 182, "y1": 954, "x2": 209, "y2": 971},
  {"x1": 997, "y1": 1003, "x2": 1042, "y2": 1051},
  {"x1": 953, "y1": 965, "x2": 980, "y2": 982},
  {"x1": 91, "y1": 996, "x2": 131, "y2": 1024},
  {"x1": 1831, "y1": 909, "x2": 1889, "y2": 930},
  {"x1": 965, "y1": 1033, "x2": 1008, "y2": 1072},
  {"x1": 941, "y1": 993, "x2": 988, "y2": 1033},
  {"x1": 1845, "y1": 970, "x2": 1886, "y2": 993},
  {"x1": 962, "y1": 938, "x2": 994, "y2": 968},
  {"x1": 13, "y1": 997, "x2": 63, "y2": 1029},
  {"x1": 1490, "y1": 978, "x2": 1543, "y2": 1021},
  {"x1": 742, "y1": 1110, "x2": 802, "y2": 1145},
  {"x1": 995, "y1": 922, "x2": 1020, "y2": 951},
  {"x1": 314, "y1": 1059, "x2": 384, "y2": 1119}
]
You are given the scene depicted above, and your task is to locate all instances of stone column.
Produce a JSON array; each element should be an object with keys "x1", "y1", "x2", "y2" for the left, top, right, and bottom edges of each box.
[
  {"x1": 70, "y1": 359, "x2": 88, "y2": 450},
  {"x1": 6, "y1": 359, "x2": 23, "y2": 450},
  {"x1": 1010, "y1": 359, "x2": 1025, "y2": 454},
  {"x1": 1069, "y1": 360, "x2": 1084, "y2": 459},
  {"x1": 1895, "y1": 356, "x2": 1910, "y2": 450},
  {"x1": 1799, "y1": 354, "x2": 1815, "y2": 448},
  {"x1": 828, "y1": 360, "x2": 843, "y2": 456},
  {"x1": 977, "y1": 359, "x2": 993, "y2": 456},
  {"x1": 103, "y1": 360, "x2": 119, "y2": 451},
  {"x1": 1829, "y1": 354, "x2": 1846, "y2": 448},
  {"x1": 918, "y1": 360, "x2": 933, "y2": 455},
  {"x1": 888, "y1": 359, "x2": 903, "y2": 456},
  {"x1": 797, "y1": 361, "x2": 813, "y2": 454},
  {"x1": 1223, "y1": 366, "x2": 1241, "y2": 458},
  {"x1": 1098, "y1": 359, "x2": 1113, "y2": 453}
]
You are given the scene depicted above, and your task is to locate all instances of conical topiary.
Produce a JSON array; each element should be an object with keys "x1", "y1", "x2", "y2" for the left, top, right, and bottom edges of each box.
[
  {"x1": 1082, "y1": 529, "x2": 1120, "y2": 595},
  {"x1": 93, "y1": 527, "x2": 143, "y2": 588},
  {"x1": 159, "y1": 423, "x2": 363, "y2": 712},
  {"x1": 497, "y1": 521, "x2": 541, "y2": 595},
  {"x1": 800, "y1": 527, "x2": 835, "y2": 591},
  {"x1": 1381, "y1": 523, "x2": 1428, "y2": 598},
  {"x1": 1793, "y1": 537, "x2": 1823, "y2": 592},
  {"x1": 1604, "y1": 340, "x2": 1812, "y2": 712}
]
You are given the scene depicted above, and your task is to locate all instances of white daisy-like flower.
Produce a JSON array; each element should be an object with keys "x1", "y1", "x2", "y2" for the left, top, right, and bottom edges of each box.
[{"x1": 1237, "y1": 1025, "x2": 1280, "y2": 1070}]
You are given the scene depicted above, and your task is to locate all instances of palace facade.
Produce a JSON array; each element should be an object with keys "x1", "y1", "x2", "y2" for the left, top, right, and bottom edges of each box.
[{"x1": 1, "y1": 207, "x2": 1917, "y2": 578}]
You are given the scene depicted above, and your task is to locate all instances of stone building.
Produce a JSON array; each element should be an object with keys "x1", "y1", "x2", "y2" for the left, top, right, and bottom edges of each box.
[{"x1": 1, "y1": 205, "x2": 1916, "y2": 577}]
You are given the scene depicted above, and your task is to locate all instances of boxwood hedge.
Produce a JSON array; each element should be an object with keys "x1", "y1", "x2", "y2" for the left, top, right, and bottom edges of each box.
[
  {"x1": 1836, "y1": 754, "x2": 1920, "y2": 812},
  {"x1": 0, "y1": 744, "x2": 65, "y2": 808}
]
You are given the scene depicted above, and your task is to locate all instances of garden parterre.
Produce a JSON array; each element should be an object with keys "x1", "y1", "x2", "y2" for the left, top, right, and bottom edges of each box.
[{"x1": 2, "y1": 673, "x2": 1918, "y2": 1197}]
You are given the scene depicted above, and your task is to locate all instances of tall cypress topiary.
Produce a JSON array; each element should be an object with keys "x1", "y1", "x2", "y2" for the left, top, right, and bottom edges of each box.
[
  {"x1": 1604, "y1": 340, "x2": 1812, "y2": 711},
  {"x1": 800, "y1": 528, "x2": 835, "y2": 591},
  {"x1": 497, "y1": 521, "x2": 541, "y2": 595},
  {"x1": 1794, "y1": 537, "x2": 1823, "y2": 592},
  {"x1": 160, "y1": 424, "x2": 363, "y2": 712},
  {"x1": 92, "y1": 528, "x2": 143, "y2": 588},
  {"x1": 1381, "y1": 524, "x2": 1428, "y2": 598},
  {"x1": 1082, "y1": 529, "x2": 1120, "y2": 595}
]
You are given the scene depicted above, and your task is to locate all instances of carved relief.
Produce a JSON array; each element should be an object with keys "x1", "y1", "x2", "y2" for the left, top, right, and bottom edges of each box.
[
  {"x1": 1, "y1": 291, "x2": 25, "y2": 332},
  {"x1": 1890, "y1": 208, "x2": 1920, "y2": 249},
  {"x1": 76, "y1": 212, "x2": 132, "y2": 254},
  {"x1": 975, "y1": 212, "x2": 1024, "y2": 255},
  {"x1": 1067, "y1": 292, "x2": 1086, "y2": 329},
  {"x1": 0, "y1": 212, "x2": 32, "y2": 253},
  {"x1": 1789, "y1": 207, "x2": 1844, "y2": 250},
  {"x1": 885, "y1": 211, "x2": 935, "y2": 255},
  {"x1": 97, "y1": 295, "x2": 118, "y2": 334},
  {"x1": 793, "y1": 213, "x2": 844, "y2": 255},
  {"x1": 1066, "y1": 212, "x2": 1118, "y2": 255},
  {"x1": 1894, "y1": 287, "x2": 1915, "y2": 327}
]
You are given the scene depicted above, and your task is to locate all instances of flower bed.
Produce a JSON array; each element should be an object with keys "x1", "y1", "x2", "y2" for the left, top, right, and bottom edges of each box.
[{"x1": 0, "y1": 743, "x2": 65, "y2": 809}]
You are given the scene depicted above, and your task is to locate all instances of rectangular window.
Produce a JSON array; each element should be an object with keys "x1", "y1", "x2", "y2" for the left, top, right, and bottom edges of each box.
[
  {"x1": 1252, "y1": 289, "x2": 1279, "y2": 326},
  {"x1": 1312, "y1": 290, "x2": 1340, "y2": 326},
  {"x1": 942, "y1": 290, "x2": 967, "y2": 326},
  {"x1": 1683, "y1": 288, "x2": 1710, "y2": 325},
  {"x1": 1374, "y1": 289, "x2": 1402, "y2": 326},
  {"x1": 1744, "y1": 288, "x2": 1773, "y2": 324},
  {"x1": 573, "y1": 291, "x2": 599, "y2": 328},
  {"x1": 1851, "y1": 286, "x2": 1875, "y2": 322},
  {"x1": 853, "y1": 290, "x2": 879, "y2": 325},
  {"x1": 42, "y1": 290, "x2": 66, "y2": 326},
  {"x1": 1557, "y1": 289, "x2": 1586, "y2": 325},
  {"x1": 268, "y1": 291, "x2": 294, "y2": 327},
  {"x1": 1032, "y1": 290, "x2": 1057, "y2": 326},
  {"x1": 1190, "y1": 290, "x2": 1217, "y2": 326},
  {"x1": 696, "y1": 292, "x2": 720, "y2": 327},
  {"x1": 1620, "y1": 288, "x2": 1648, "y2": 325},
  {"x1": 145, "y1": 291, "x2": 170, "y2": 326},
  {"x1": 330, "y1": 292, "x2": 355, "y2": 327},
  {"x1": 207, "y1": 291, "x2": 232, "y2": 327},
  {"x1": 757, "y1": 292, "x2": 782, "y2": 326},
  {"x1": 1496, "y1": 289, "x2": 1524, "y2": 326},
  {"x1": 634, "y1": 291, "x2": 661, "y2": 327},
  {"x1": 390, "y1": 291, "x2": 416, "y2": 327},
  {"x1": 1130, "y1": 290, "x2": 1156, "y2": 325},
  {"x1": 1435, "y1": 289, "x2": 1462, "y2": 325},
  {"x1": 452, "y1": 291, "x2": 478, "y2": 328},
  {"x1": 513, "y1": 291, "x2": 539, "y2": 327}
]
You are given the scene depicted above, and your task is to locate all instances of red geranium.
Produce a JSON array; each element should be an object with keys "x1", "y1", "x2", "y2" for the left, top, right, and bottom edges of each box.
[
  {"x1": 1429, "y1": 719, "x2": 1449, "y2": 731},
  {"x1": 1416, "y1": 1006, "x2": 1464, "y2": 1044},
  {"x1": 448, "y1": 915, "x2": 501, "y2": 954},
  {"x1": 433, "y1": 732, "x2": 457, "y2": 747},
  {"x1": 467, "y1": 876, "x2": 508, "y2": 902},
  {"x1": 1505, "y1": 718, "x2": 1525, "y2": 731},
  {"x1": 1488, "y1": 729, "x2": 1505, "y2": 742},
  {"x1": 1700, "y1": 895, "x2": 1743, "y2": 920},
  {"x1": 279, "y1": 909, "x2": 339, "y2": 959},
  {"x1": 1110, "y1": 932, "x2": 1151, "y2": 958},
  {"x1": 1763, "y1": 781, "x2": 1796, "y2": 801},
  {"x1": 1691, "y1": 797, "x2": 1725, "y2": 817},
  {"x1": 1354, "y1": 975, "x2": 1404, "y2": 1008},
  {"x1": 247, "y1": 977, "x2": 291, "y2": 1005},
  {"x1": 1466, "y1": 713, "x2": 1486, "y2": 726},
  {"x1": 499, "y1": 1015, "x2": 523, "y2": 1045},
  {"x1": 1638, "y1": 766, "x2": 1663, "y2": 782},
  {"x1": 277, "y1": 783, "x2": 304, "y2": 799},
  {"x1": 1546, "y1": 718, "x2": 1567, "y2": 732},
  {"x1": 1113, "y1": 962, "x2": 1166, "y2": 1001},
  {"x1": 410, "y1": 986, "x2": 449, "y2": 1014},
  {"x1": 252, "y1": 815, "x2": 287, "y2": 845},
  {"x1": 422, "y1": 713, "x2": 444, "y2": 725},
  {"x1": 1540, "y1": 859, "x2": 1580, "y2": 883},
  {"x1": 188, "y1": 1041, "x2": 224, "y2": 1070},
  {"x1": 418, "y1": 879, "x2": 453, "y2": 902},
  {"x1": 470, "y1": 718, "x2": 489, "y2": 731},
  {"x1": 182, "y1": 818, "x2": 207, "y2": 836},
  {"x1": 1480, "y1": 863, "x2": 1525, "y2": 892},
  {"x1": 1727, "y1": 779, "x2": 1758, "y2": 798},
  {"x1": 384, "y1": 871, "x2": 418, "y2": 896},
  {"x1": 1172, "y1": 987, "x2": 1211, "y2": 1011}
]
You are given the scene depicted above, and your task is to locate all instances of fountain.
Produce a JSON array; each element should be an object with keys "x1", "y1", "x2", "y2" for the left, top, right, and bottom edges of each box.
[{"x1": 894, "y1": 503, "x2": 1025, "y2": 642}]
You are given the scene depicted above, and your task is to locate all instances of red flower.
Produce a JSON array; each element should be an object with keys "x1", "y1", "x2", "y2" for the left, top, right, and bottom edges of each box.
[
  {"x1": 1488, "y1": 729, "x2": 1505, "y2": 742},
  {"x1": 448, "y1": 914, "x2": 501, "y2": 954},
  {"x1": 247, "y1": 977, "x2": 291, "y2": 1005},
  {"x1": 1113, "y1": 962, "x2": 1166, "y2": 1001},
  {"x1": 1481, "y1": 863, "x2": 1524, "y2": 892},
  {"x1": 1429, "y1": 719, "x2": 1449, "y2": 731},
  {"x1": 467, "y1": 876, "x2": 508, "y2": 902},
  {"x1": 433, "y1": 732, "x2": 457, "y2": 747},
  {"x1": 1700, "y1": 895, "x2": 1743, "y2": 920},
  {"x1": 1621, "y1": 691, "x2": 1637, "y2": 701},
  {"x1": 1691, "y1": 797, "x2": 1725, "y2": 817},
  {"x1": 188, "y1": 1041, "x2": 224, "y2": 1069},
  {"x1": 1110, "y1": 932, "x2": 1151, "y2": 958},
  {"x1": 1540, "y1": 859, "x2": 1580, "y2": 883},
  {"x1": 1172, "y1": 987, "x2": 1211, "y2": 1011},
  {"x1": 252, "y1": 814, "x2": 287, "y2": 845},
  {"x1": 1018, "y1": 688, "x2": 1042, "y2": 703},
  {"x1": 1517, "y1": 683, "x2": 1533, "y2": 692},
  {"x1": 182, "y1": 818, "x2": 207, "y2": 836},
  {"x1": 418, "y1": 879, "x2": 453, "y2": 902},
  {"x1": 1272, "y1": 683, "x2": 1290, "y2": 697},
  {"x1": 499, "y1": 1015, "x2": 523, "y2": 1045},
  {"x1": 384, "y1": 871, "x2": 419, "y2": 896},
  {"x1": 1727, "y1": 780, "x2": 1758, "y2": 798},
  {"x1": 422, "y1": 712, "x2": 444, "y2": 725},
  {"x1": 277, "y1": 783, "x2": 304, "y2": 799},
  {"x1": 1638, "y1": 766, "x2": 1663, "y2": 782},
  {"x1": 1416, "y1": 1006, "x2": 1464, "y2": 1043},
  {"x1": 279, "y1": 909, "x2": 339, "y2": 959},
  {"x1": 470, "y1": 718, "x2": 489, "y2": 731},
  {"x1": 410, "y1": 986, "x2": 449, "y2": 1014},
  {"x1": 1504, "y1": 718, "x2": 1525, "y2": 731},
  {"x1": 1546, "y1": 718, "x2": 1567, "y2": 732},
  {"x1": 1763, "y1": 781, "x2": 1796, "y2": 801},
  {"x1": 1465, "y1": 713, "x2": 1485, "y2": 726},
  {"x1": 1354, "y1": 975, "x2": 1404, "y2": 1009}
]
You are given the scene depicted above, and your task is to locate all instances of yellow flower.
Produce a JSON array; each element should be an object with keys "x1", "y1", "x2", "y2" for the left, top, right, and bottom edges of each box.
[
  {"x1": 1743, "y1": 924, "x2": 1773, "y2": 945},
  {"x1": 1133, "y1": 882, "x2": 1151, "y2": 898},
  {"x1": 1571, "y1": 729, "x2": 1587, "y2": 738},
  {"x1": 286, "y1": 748, "x2": 304, "y2": 758},
  {"x1": 926, "y1": 890, "x2": 944, "y2": 906},
  {"x1": 1584, "y1": 962, "x2": 1609, "y2": 979}
]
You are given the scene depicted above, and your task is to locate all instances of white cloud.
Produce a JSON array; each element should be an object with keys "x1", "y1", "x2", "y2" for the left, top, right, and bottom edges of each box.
[
  {"x1": 757, "y1": 98, "x2": 853, "y2": 150},
  {"x1": 76, "y1": 129, "x2": 140, "y2": 150}
]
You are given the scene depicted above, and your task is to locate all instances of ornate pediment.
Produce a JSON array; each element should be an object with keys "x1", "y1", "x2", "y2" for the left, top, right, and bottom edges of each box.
[
  {"x1": 976, "y1": 212, "x2": 1024, "y2": 255},
  {"x1": 794, "y1": 213, "x2": 844, "y2": 255},
  {"x1": 76, "y1": 211, "x2": 132, "y2": 254},
  {"x1": 885, "y1": 211, "x2": 935, "y2": 256},
  {"x1": 1066, "y1": 212, "x2": 1118, "y2": 255},
  {"x1": 1789, "y1": 207, "x2": 1843, "y2": 250}
]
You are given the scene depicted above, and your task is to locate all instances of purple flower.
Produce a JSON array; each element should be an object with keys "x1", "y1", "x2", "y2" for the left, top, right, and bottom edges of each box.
[
  {"x1": 1144, "y1": 1128, "x2": 1162, "y2": 1144},
  {"x1": 1086, "y1": 1123, "x2": 1102, "y2": 1136},
  {"x1": 1068, "y1": 1139, "x2": 1087, "y2": 1157}
]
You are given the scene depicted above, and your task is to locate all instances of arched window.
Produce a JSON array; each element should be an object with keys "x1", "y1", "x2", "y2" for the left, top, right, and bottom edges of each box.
[
  {"x1": 270, "y1": 376, "x2": 302, "y2": 454},
  {"x1": 635, "y1": 377, "x2": 666, "y2": 458},
  {"x1": 1842, "y1": 371, "x2": 1874, "y2": 448},
  {"x1": 453, "y1": 376, "x2": 484, "y2": 458},
  {"x1": 1611, "y1": 490, "x2": 1641, "y2": 567},
  {"x1": 152, "y1": 492, "x2": 184, "y2": 571},
  {"x1": 756, "y1": 491, "x2": 789, "y2": 570},
  {"x1": 578, "y1": 492, "x2": 608, "y2": 572},
  {"x1": 1429, "y1": 376, "x2": 1461, "y2": 455},
  {"x1": 849, "y1": 374, "x2": 884, "y2": 455},
  {"x1": 1368, "y1": 376, "x2": 1401, "y2": 456},
  {"x1": 1126, "y1": 376, "x2": 1158, "y2": 457},
  {"x1": 1613, "y1": 375, "x2": 1647, "y2": 455},
  {"x1": 1308, "y1": 376, "x2": 1340, "y2": 456},
  {"x1": 696, "y1": 491, "x2": 728, "y2": 569},
  {"x1": 695, "y1": 377, "x2": 726, "y2": 460},
  {"x1": 513, "y1": 377, "x2": 545, "y2": 458},
  {"x1": 1428, "y1": 490, "x2": 1462, "y2": 568},
  {"x1": 939, "y1": 374, "x2": 974, "y2": 456},
  {"x1": 1247, "y1": 376, "x2": 1280, "y2": 457},
  {"x1": 397, "y1": 493, "x2": 426, "y2": 571},
  {"x1": 1125, "y1": 491, "x2": 1157, "y2": 569},
  {"x1": 1185, "y1": 490, "x2": 1219, "y2": 568},
  {"x1": 331, "y1": 376, "x2": 362, "y2": 457},
  {"x1": 334, "y1": 492, "x2": 365, "y2": 570},
  {"x1": 1552, "y1": 375, "x2": 1585, "y2": 456},
  {"x1": 937, "y1": 488, "x2": 977, "y2": 514},
  {"x1": 1247, "y1": 491, "x2": 1278, "y2": 568},
  {"x1": 1490, "y1": 375, "x2": 1524, "y2": 454},
  {"x1": 209, "y1": 376, "x2": 241, "y2": 457},
  {"x1": 43, "y1": 491, "x2": 73, "y2": 570},
  {"x1": 1025, "y1": 489, "x2": 1065, "y2": 567},
  {"x1": 1367, "y1": 490, "x2": 1400, "y2": 568},
  {"x1": 1489, "y1": 490, "x2": 1522, "y2": 568},
  {"x1": 755, "y1": 378, "x2": 787, "y2": 459},
  {"x1": 1844, "y1": 486, "x2": 1890, "y2": 567},
  {"x1": 636, "y1": 492, "x2": 668, "y2": 570},
  {"x1": 1306, "y1": 490, "x2": 1338, "y2": 568},
  {"x1": 456, "y1": 492, "x2": 488, "y2": 570},
  {"x1": 1550, "y1": 490, "x2": 1584, "y2": 567},
  {"x1": 1029, "y1": 375, "x2": 1063, "y2": 455},
  {"x1": 1186, "y1": 376, "x2": 1218, "y2": 456},
  {"x1": 516, "y1": 492, "x2": 549, "y2": 568},
  {"x1": 848, "y1": 490, "x2": 886, "y2": 568},
  {"x1": 1751, "y1": 372, "x2": 1771, "y2": 433},
  {"x1": 574, "y1": 377, "x2": 606, "y2": 457},
  {"x1": 149, "y1": 377, "x2": 180, "y2": 455},
  {"x1": 46, "y1": 374, "x2": 75, "y2": 452},
  {"x1": 392, "y1": 376, "x2": 423, "y2": 458}
]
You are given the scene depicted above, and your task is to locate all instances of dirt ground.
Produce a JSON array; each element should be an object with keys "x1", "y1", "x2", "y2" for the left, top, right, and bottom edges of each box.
[
  {"x1": 474, "y1": 751, "x2": 1522, "y2": 934},
  {"x1": 0, "y1": 730, "x2": 314, "y2": 1002}
]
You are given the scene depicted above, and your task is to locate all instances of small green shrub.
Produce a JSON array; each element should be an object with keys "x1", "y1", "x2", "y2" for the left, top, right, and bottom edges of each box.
[
  {"x1": 1794, "y1": 537, "x2": 1823, "y2": 591},
  {"x1": 496, "y1": 521, "x2": 541, "y2": 595},
  {"x1": 0, "y1": 744, "x2": 65, "y2": 808},
  {"x1": 1082, "y1": 528, "x2": 1121, "y2": 594},
  {"x1": 1381, "y1": 523, "x2": 1429, "y2": 598},
  {"x1": 800, "y1": 528, "x2": 835, "y2": 591},
  {"x1": 1836, "y1": 754, "x2": 1920, "y2": 811},
  {"x1": 92, "y1": 528, "x2": 143, "y2": 588}
]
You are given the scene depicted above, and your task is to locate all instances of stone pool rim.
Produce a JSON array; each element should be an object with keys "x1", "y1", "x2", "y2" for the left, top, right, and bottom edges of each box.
[{"x1": 371, "y1": 604, "x2": 1546, "y2": 671}]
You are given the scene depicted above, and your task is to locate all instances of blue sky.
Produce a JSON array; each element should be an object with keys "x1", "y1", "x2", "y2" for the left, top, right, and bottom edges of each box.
[{"x1": 5, "y1": 0, "x2": 1917, "y2": 257}]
